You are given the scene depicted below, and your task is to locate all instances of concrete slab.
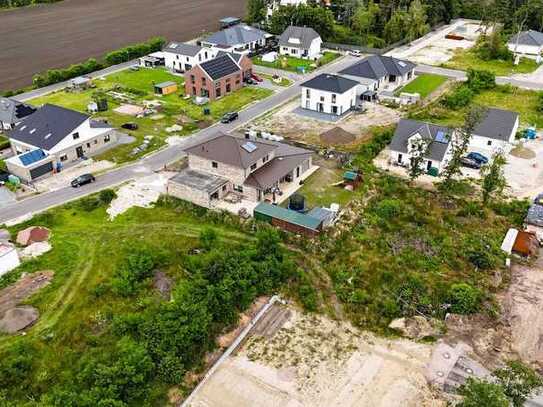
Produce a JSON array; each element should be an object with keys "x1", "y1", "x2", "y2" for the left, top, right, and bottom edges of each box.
[{"x1": 292, "y1": 106, "x2": 349, "y2": 123}]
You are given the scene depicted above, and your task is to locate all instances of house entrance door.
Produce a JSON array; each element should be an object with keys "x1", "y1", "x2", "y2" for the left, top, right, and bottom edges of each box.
[{"x1": 76, "y1": 146, "x2": 84, "y2": 158}]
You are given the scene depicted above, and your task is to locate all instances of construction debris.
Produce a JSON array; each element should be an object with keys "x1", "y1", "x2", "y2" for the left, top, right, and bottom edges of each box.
[
  {"x1": 20, "y1": 242, "x2": 52, "y2": 259},
  {"x1": 389, "y1": 316, "x2": 443, "y2": 340},
  {"x1": 0, "y1": 306, "x2": 39, "y2": 334},
  {"x1": 16, "y1": 226, "x2": 50, "y2": 246}
]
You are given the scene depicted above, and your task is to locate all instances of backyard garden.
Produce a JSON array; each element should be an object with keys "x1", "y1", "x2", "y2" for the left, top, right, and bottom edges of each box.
[
  {"x1": 29, "y1": 67, "x2": 273, "y2": 163},
  {"x1": 253, "y1": 51, "x2": 340, "y2": 73},
  {"x1": 396, "y1": 73, "x2": 448, "y2": 98}
]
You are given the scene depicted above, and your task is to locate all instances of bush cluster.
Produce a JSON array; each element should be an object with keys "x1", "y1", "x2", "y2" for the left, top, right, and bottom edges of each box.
[{"x1": 441, "y1": 69, "x2": 496, "y2": 109}]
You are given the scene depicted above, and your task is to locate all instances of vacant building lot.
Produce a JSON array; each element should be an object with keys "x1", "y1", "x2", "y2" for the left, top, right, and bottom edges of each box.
[
  {"x1": 29, "y1": 67, "x2": 272, "y2": 163},
  {"x1": 0, "y1": 0, "x2": 246, "y2": 91},
  {"x1": 189, "y1": 307, "x2": 440, "y2": 407}
]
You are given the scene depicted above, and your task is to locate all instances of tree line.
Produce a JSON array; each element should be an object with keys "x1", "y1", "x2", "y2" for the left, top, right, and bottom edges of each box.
[{"x1": 0, "y1": 0, "x2": 60, "y2": 9}]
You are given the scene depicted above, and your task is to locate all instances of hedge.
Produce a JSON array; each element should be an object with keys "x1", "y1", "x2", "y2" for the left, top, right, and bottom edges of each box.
[
  {"x1": 31, "y1": 37, "x2": 166, "y2": 89},
  {"x1": 0, "y1": 0, "x2": 61, "y2": 8}
]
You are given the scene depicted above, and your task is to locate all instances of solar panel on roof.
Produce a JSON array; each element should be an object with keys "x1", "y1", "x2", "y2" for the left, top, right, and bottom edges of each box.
[
  {"x1": 19, "y1": 149, "x2": 47, "y2": 167},
  {"x1": 201, "y1": 55, "x2": 240, "y2": 80},
  {"x1": 435, "y1": 130, "x2": 448, "y2": 143},
  {"x1": 241, "y1": 142, "x2": 257, "y2": 153}
]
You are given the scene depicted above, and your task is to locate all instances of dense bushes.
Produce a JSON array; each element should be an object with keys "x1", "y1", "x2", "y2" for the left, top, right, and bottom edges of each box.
[
  {"x1": 441, "y1": 69, "x2": 496, "y2": 110},
  {"x1": 447, "y1": 283, "x2": 481, "y2": 314},
  {"x1": 32, "y1": 37, "x2": 165, "y2": 88},
  {"x1": 0, "y1": 0, "x2": 61, "y2": 8},
  {"x1": 442, "y1": 85, "x2": 474, "y2": 109},
  {"x1": 112, "y1": 245, "x2": 157, "y2": 296}
]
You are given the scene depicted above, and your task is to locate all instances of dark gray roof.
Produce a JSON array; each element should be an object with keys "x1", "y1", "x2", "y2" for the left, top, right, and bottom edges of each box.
[
  {"x1": 8, "y1": 104, "x2": 89, "y2": 151},
  {"x1": 278, "y1": 26, "x2": 321, "y2": 49},
  {"x1": 389, "y1": 119, "x2": 452, "y2": 162},
  {"x1": 204, "y1": 24, "x2": 268, "y2": 47},
  {"x1": 339, "y1": 55, "x2": 415, "y2": 80},
  {"x1": 526, "y1": 204, "x2": 543, "y2": 227},
  {"x1": 216, "y1": 51, "x2": 244, "y2": 63},
  {"x1": 155, "y1": 81, "x2": 177, "y2": 88},
  {"x1": 163, "y1": 42, "x2": 202, "y2": 57},
  {"x1": 170, "y1": 169, "x2": 228, "y2": 193},
  {"x1": 0, "y1": 98, "x2": 36, "y2": 126},
  {"x1": 301, "y1": 74, "x2": 359, "y2": 93},
  {"x1": 199, "y1": 54, "x2": 241, "y2": 80},
  {"x1": 474, "y1": 108, "x2": 519, "y2": 141},
  {"x1": 185, "y1": 133, "x2": 276, "y2": 169},
  {"x1": 245, "y1": 144, "x2": 312, "y2": 189},
  {"x1": 509, "y1": 30, "x2": 543, "y2": 47}
]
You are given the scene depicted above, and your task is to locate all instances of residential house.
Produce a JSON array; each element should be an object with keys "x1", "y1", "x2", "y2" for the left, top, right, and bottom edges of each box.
[
  {"x1": 5, "y1": 104, "x2": 116, "y2": 182},
  {"x1": 0, "y1": 98, "x2": 36, "y2": 131},
  {"x1": 168, "y1": 133, "x2": 313, "y2": 208},
  {"x1": 278, "y1": 25, "x2": 322, "y2": 60},
  {"x1": 267, "y1": 0, "x2": 307, "y2": 19},
  {"x1": 469, "y1": 108, "x2": 519, "y2": 153},
  {"x1": 389, "y1": 119, "x2": 453, "y2": 174},
  {"x1": 184, "y1": 53, "x2": 252, "y2": 101},
  {"x1": 508, "y1": 30, "x2": 543, "y2": 57},
  {"x1": 162, "y1": 42, "x2": 217, "y2": 73},
  {"x1": 339, "y1": 55, "x2": 416, "y2": 99},
  {"x1": 200, "y1": 24, "x2": 271, "y2": 55},
  {"x1": 300, "y1": 73, "x2": 359, "y2": 116}
]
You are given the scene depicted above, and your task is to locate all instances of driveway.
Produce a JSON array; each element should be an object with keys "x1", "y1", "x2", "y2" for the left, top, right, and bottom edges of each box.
[{"x1": 0, "y1": 187, "x2": 16, "y2": 208}]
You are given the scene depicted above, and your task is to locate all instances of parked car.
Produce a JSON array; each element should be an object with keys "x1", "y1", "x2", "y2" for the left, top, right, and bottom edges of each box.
[
  {"x1": 244, "y1": 77, "x2": 255, "y2": 85},
  {"x1": 460, "y1": 157, "x2": 482, "y2": 169},
  {"x1": 221, "y1": 112, "x2": 239, "y2": 123},
  {"x1": 121, "y1": 122, "x2": 139, "y2": 130},
  {"x1": 349, "y1": 50, "x2": 363, "y2": 57},
  {"x1": 467, "y1": 152, "x2": 489, "y2": 165},
  {"x1": 71, "y1": 173, "x2": 95, "y2": 188},
  {"x1": 0, "y1": 170, "x2": 9, "y2": 184},
  {"x1": 251, "y1": 73, "x2": 263, "y2": 83}
]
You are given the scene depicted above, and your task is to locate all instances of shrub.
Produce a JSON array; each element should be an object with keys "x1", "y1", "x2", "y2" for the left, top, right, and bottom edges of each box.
[
  {"x1": 78, "y1": 196, "x2": 102, "y2": 212},
  {"x1": 537, "y1": 92, "x2": 543, "y2": 113},
  {"x1": 374, "y1": 199, "x2": 402, "y2": 220},
  {"x1": 494, "y1": 361, "x2": 543, "y2": 407},
  {"x1": 458, "y1": 378, "x2": 509, "y2": 407},
  {"x1": 441, "y1": 85, "x2": 474, "y2": 109},
  {"x1": 99, "y1": 189, "x2": 117, "y2": 205},
  {"x1": 112, "y1": 247, "x2": 156, "y2": 296},
  {"x1": 199, "y1": 228, "x2": 218, "y2": 251},
  {"x1": 448, "y1": 283, "x2": 481, "y2": 314},
  {"x1": 466, "y1": 69, "x2": 496, "y2": 92}
]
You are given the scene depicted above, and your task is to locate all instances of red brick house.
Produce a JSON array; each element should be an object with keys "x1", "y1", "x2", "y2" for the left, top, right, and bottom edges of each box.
[{"x1": 184, "y1": 53, "x2": 253, "y2": 101}]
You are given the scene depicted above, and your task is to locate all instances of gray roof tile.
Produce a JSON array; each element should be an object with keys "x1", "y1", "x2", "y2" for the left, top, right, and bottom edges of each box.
[
  {"x1": 339, "y1": 55, "x2": 415, "y2": 80},
  {"x1": 474, "y1": 108, "x2": 519, "y2": 141},
  {"x1": 163, "y1": 42, "x2": 203, "y2": 57},
  {"x1": 301, "y1": 74, "x2": 359, "y2": 93},
  {"x1": 0, "y1": 98, "x2": 36, "y2": 126},
  {"x1": 509, "y1": 30, "x2": 543, "y2": 47},
  {"x1": 389, "y1": 119, "x2": 452, "y2": 162},
  {"x1": 204, "y1": 24, "x2": 268, "y2": 47},
  {"x1": 278, "y1": 26, "x2": 321, "y2": 49}
]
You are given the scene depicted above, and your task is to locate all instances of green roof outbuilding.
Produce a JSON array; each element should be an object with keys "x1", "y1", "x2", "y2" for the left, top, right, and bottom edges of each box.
[{"x1": 254, "y1": 202, "x2": 322, "y2": 231}]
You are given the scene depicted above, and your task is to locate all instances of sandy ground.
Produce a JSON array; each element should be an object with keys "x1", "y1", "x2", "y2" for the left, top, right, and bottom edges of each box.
[
  {"x1": 0, "y1": 0, "x2": 246, "y2": 90},
  {"x1": 34, "y1": 159, "x2": 115, "y2": 193},
  {"x1": 250, "y1": 99, "x2": 400, "y2": 149},
  {"x1": 189, "y1": 309, "x2": 443, "y2": 407},
  {"x1": 107, "y1": 172, "x2": 174, "y2": 219},
  {"x1": 0, "y1": 271, "x2": 53, "y2": 316}
]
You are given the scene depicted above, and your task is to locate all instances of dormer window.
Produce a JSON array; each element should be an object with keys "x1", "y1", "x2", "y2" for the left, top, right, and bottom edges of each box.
[
  {"x1": 72, "y1": 132, "x2": 80, "y2": 140},
  {"x1": 250, "y1": 163, "x2": 257, "y2": 171}
]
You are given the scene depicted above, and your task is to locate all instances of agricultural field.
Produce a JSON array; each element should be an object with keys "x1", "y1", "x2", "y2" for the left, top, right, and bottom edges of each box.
[
  {"x1": 442, "y1": 48, "x2": 538, "y2": 76},
  {"x1": 396, "y1": 74, "x2": 448, "y2": 98},
  {"x1": 29, "y1": 68, "x2": 273, "y2": 163},
  {"x1": 0, "y1": 194, "x2": 297, "y2": 405},
  {"x1": 253, "y1": 51, "x2": 340, "y2": 73}
]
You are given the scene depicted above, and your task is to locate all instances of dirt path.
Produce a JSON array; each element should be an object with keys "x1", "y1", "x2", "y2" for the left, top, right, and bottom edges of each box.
[{"x1": 0, "y1": 0, "x2": 246, "y2": 91}]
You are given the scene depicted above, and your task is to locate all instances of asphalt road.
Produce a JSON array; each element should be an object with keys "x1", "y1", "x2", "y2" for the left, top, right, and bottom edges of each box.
[
  {"x1": 0, "y1": 0, "x2": 246, "y2": 91},
  {"x1": 0, "y1": 56, "x2": 356, "y2": 225}
]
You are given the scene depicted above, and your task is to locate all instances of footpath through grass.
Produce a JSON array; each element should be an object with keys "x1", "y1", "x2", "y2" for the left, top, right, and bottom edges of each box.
[
  {"x1": 443, "y1": 48, "x2": 538, "y2": 76},
  {"x1": 396, "y1": 74, "x2": 448, "y2": 98}
]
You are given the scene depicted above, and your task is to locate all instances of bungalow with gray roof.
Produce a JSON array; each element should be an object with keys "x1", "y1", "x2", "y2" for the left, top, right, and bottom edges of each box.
[
  {"x1": 279, "y1": 26, "x2": 322, "y2": 60},
  {"x1": 200, "y1": 24, "x2": 272, "y2": 55},
  {"x1": 508, "y1": 30, "x2": 543, "y2": 57}
]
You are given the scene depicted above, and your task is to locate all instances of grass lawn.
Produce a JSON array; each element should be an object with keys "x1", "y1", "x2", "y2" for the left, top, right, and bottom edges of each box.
[
  {"x1": 442, "y1": 48, "x2": 538, "y2": 76},
  {"x1": 396, "y1": 74, "x2": 448, "y2": 98},
  {"x1": 409, "y1": 84, "x2": 543, "y2": 129},
  {"x1": 253, "y1": 51, "x2": 340, "y2": 73},
  {"x1": 0, "y1": 134, "x2": 9, "y2": 150},
  {"x1": 259, "y1": 73, "x2": 292, "y2": 87},
  {"x1": 29, "y1": 68, "x2": 273, "y2": 163}
]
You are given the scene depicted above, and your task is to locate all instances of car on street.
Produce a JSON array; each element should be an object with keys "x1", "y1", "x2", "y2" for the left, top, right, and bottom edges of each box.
[
  {"x1": 220, "y1": 112, "x2": 239, "y2": 123},
  {"x1": 467, "y1": 152, "x2": 488, "y2": 165},
  {"x1": 71, "y1": 173, "x2": 95, "y2": 188},
  {"x1": 121, "y1": 122, "x2": 139, "y2": 130},
  {"x1": 460, "y1": 157, "x2": 482, "y2": 169},
  {"x1": 349, "y1": 50, "x2": 363, "y2": 57}
]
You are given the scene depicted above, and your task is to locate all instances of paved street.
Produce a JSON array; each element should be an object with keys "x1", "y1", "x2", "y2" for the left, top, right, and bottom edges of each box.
[{"x1": 0, "y1": 56, "x2": 356, "y2": 224}]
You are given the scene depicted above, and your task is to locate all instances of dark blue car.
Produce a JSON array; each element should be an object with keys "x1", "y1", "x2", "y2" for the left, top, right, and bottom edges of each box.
[{"x1": 467, "y1": 152, "x2": 489, "y2": 165}]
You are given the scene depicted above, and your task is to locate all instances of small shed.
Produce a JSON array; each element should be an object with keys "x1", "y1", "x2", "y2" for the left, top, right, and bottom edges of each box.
[
  {"x1": 154, "y1": 81, "x2": 178, "y2": 95},
  {"x1": 343, "y1": 170, "x2": 362, "y2": 190},
  {"x1": 262, "y1": 52, "x2": 278, "y2": 63},
  {"x1": 0, "y1": 243, "x2": 20, "y2": 277},
  {"x1": 220, "y1": 17, "x2": 241, "y2": 28},
  {"x1": 513, "y1": 231, "x2": 540, "y2": 257},
  {"x1": 71, "y1": 76, "x2": 92, "y2": 90},
  {"x1": 254, "y1": 202, "x2": 323, "y2": 237}
]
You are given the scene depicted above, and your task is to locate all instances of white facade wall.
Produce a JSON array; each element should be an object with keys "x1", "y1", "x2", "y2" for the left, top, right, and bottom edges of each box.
[
  {"x1": 164, "y1": 49, "x2": 217, "y2": 73},
  {"x1": 301, "y1": 86, "x2": 357, "y2": 115},
  {"x1": 279, "y1": 38, "x2": 322, "y2": 60},
  {"x1": 508, "y1": 43, "x2": 543, "y2": 56},
  {"x1": 389, "y1": 149, "x2": 447, "y2": 173},
  {"x1": 469, "y1": 117, "x2": 519, "y2": 154}
]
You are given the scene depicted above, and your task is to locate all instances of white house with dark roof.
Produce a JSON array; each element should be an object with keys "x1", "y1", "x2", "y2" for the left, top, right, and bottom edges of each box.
[
  {"x1": 300, "y1": 73, "x2": 359, "y2": 116},
  {"x1": 5, "y1": 104, "x2": 116, "y2": 182},
  {"x1": 200, "y1": 24, "x2": 271, "y2": 54},
  {"x1": 0, "y1": 98, "x2": 36, "y2": 131},
  {"x1": 389, "y1": 119, "x2": 453, "y2": 174},
  {"x1": 162, "y1": 42, "x2": 218, "y2": 73},
  {"x1": 278, "y1": 26, "x2": 322, "y2": 60},
  {"x1": 339, "y1": 55, "x2": 416, "y2": 98},
  {"x1": 508, "y1": 30, "x2": 543, "y2": 57},
  {"x1": 168, "y1": 133, "x2": 314, "y2": 207},
  {"x1": 469, "y1": 108, "x2": 519, "y2": 153}
]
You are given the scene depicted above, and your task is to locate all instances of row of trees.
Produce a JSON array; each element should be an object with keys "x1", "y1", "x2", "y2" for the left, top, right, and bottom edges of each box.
[{"x1": 0, "y1": 0, "x2": 60, "y2": 8}]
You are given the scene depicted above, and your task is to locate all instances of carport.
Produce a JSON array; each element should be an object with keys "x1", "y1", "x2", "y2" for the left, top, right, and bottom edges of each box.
[
  {"x1": 5, "y1": 149, "x2": 55, "y2": 183},
  {"x1": 167, "y1": 169, "x2": 229, "y2": 209}
]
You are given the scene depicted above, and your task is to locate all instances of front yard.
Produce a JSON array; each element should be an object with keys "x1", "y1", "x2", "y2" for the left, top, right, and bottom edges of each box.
[
  {"x1": 29, "y1": 68, "x2": 273, "y2": 163},
  {"x1": 396, "y1": 74, "x2": 448, "y2": 98},
  {"x1": 253, "y1": 51, "x2": 340, "y2": 73},
  {"x1": 442, "y1": 48, "x2": 538, "y2": 76}
]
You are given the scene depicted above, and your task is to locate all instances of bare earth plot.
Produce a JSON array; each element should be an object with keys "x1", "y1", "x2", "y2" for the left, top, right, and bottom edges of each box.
[
  {"x1": 0, "y1": 0, "x2": 246, "y2": 90},
  {"x1": 189, "y1": 308, "x2": 443, "y2": 407}
]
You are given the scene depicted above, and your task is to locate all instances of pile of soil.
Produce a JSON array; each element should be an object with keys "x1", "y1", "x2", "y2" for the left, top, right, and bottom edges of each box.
[
  {"x1": 510, "y1": 145, "x2": 537, "y2": 159},
  {"x1": 0, "y1": 306, "x2": 39, "y2": 333},
  {"x1": 320, "y1": 127, "x2": 356, "y2": 145},
  {"x1": 16, "y1": 226, "x2": 50, "y2": 246},
  {"x1": 196, "y1": 119, "x2": 214, "y2": 129}
]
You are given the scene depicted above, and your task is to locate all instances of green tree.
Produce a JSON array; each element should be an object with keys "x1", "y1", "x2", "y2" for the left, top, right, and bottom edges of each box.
[
  {"x1": 246, "y1": 0, "x2": 266, "y2": 23},
  {"x1": 199, "y1": 227, "x2": 218, "y2": 251},
  {"x1": 494, "y1": 361, "x2": 543, "y2": 407},
  {"x1": 351, "y1": 0, "x2": 379, "y2": 37},
  {"x1": 457, "y1": 378, "x2": 509, "y2": 407},
  {"x1": 406, "y1": 0, "x2": 430, "y2": 41},
  {"x1": 407, "y1": 137, "x2": 430, "y2": 181},
  {"x1": 448, "y1": 283, "x2": 481, "y2": 314},
  {"x1": 384, "y1": 10, "x2": 408, "y2": 44},
  {"x1": 481, "y1": 152, "x2": 507, "y2": 203}
]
